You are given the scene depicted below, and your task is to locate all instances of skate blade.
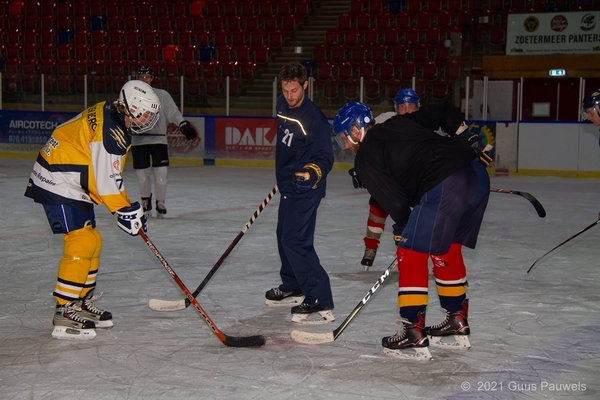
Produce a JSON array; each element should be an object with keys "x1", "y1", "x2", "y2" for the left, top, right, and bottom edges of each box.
[
  {"x1": 52, "y1": 326, "x2": 97, "y2": 340},
  {"x1": 264, "y1": 295, "x2": 304, "y2": 307},
  {"x1": 362, "y1": 264, "x2": 370, "y2": 272},
  {"x1": 93, "y1": 320, "x2": 114, "y2": 329},
  {"x1": 156, "y1": 214, "x2": 165, "y2": 219},
  {"x1": 429, "y1": 335, "x2": 471, "y2": 350},
  {"x1": 291, "y1": 310, "x2": 335, "y2": 325},
  {"x1": 383, "y1": 346, "x2": 432, "y2": 360}
]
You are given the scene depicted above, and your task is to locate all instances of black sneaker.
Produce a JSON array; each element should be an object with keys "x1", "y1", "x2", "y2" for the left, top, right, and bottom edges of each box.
[
  {"x1": 265, "y1": 287, "x2": 302, "y2": 301},
  {"x1": 291, "y1": 299, "x2": 332, "y2": 314}
]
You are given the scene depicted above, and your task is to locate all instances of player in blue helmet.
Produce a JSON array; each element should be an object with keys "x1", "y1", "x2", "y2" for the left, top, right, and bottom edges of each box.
[
  {"x1": 341, "y1": 89, "x2": 421, "y2": 270},
  {"x1": 395, "y1": 87, "x2": 421, "y2": 106},
  {"x1": 375, "y1": 88, "x2": 421, "y2": 124},
  {"x1": 334, "y1": 101, "x2": 375, "y2": 153},
  {"x1": 334, "y1": 100, "x2": 491, "y2": 360}
]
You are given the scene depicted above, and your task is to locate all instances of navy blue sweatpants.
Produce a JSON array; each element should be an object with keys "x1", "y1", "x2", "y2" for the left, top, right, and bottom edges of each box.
[{"x1": 276, "y1": 194, "x2": 333, "y2": 309}]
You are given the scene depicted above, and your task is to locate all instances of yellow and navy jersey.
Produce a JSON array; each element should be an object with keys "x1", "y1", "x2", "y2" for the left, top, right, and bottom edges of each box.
[{"x1": 25, "y1": 101, "x2": 133, "y2": 213}]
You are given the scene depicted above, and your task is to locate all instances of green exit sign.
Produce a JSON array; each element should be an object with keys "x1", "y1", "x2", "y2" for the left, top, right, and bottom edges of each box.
[{"x1": 549, "y1": 69, "x2": 566, "y2": 76}]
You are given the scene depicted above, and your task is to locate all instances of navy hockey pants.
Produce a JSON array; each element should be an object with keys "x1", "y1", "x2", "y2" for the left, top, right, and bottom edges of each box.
[{"x1": 276, "y1": 194, "x2": 333, "y2": 308}]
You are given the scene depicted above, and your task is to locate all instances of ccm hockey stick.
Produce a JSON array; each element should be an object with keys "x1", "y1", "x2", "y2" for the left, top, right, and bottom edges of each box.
[
  {"x1": 490, "y1": 188, "x2": 546, "y2": 218},
  {"x1": 527, "y1": 219, "x2": 600, "y2": 274},
  {"x1": 291, "y1": 258, "x2": 398, "y2": 345},
  {"x1": 140, "y1": 230, "x2": 265, "y2": 347},
  {"x1": 149, "y1": 185, "x2": 279, "y2": 311}
]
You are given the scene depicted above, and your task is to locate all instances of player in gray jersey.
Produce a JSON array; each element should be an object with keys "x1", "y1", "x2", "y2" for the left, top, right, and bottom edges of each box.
[{"x1": 130, "y1": 66, "x2": 197, "y2": 218}]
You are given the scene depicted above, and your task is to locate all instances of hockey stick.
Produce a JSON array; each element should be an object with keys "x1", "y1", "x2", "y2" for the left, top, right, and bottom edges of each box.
[
  {"x1": 290, "y1": 258, "x2": 398, "y2": 345},
  {"x1": 148, "y1": 185, "x2": 279, "y2": 311},
  {"x1": 490, "y1": 188, "x2": 546, "y2": 218},
  {"x1": 140, "y1": 230, "x2": 266, "y2": 347},
  {"x1": 527, "y1": 219, "x2": 600, "y2": 274}
]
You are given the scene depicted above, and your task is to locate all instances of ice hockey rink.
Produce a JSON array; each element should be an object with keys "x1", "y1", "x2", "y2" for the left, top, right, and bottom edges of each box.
[{"x1": 1, "y1": 157, "x2": 599, "y2": 399}]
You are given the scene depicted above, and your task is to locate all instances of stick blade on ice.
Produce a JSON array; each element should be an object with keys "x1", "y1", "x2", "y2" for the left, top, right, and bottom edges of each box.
[
  {"x1": 148, "y1": 298, "x2": 187, "y2": 312},
  {"x1": 290, "y1": 329, "x2": 335, "y2": 345},
  {"x1": 224, "y1": 335, "x2": 266, "y2": 347}
]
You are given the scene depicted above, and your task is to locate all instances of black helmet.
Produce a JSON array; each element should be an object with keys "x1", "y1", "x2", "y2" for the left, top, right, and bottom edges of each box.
[{"x1": 137, "y1": 65, "x2": 153, "y2": 78}]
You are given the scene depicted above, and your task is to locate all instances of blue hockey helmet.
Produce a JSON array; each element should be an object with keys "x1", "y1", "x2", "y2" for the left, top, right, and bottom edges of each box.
[
  {"x1": 581, "y1": 89, "x2": 600, "y2": 119},
  {"x1": 394, "y1": 88, "x2": 420, "y2": 107},
  {"x1": 333, "y1": 102, "x2": 374, "y2": 147}
]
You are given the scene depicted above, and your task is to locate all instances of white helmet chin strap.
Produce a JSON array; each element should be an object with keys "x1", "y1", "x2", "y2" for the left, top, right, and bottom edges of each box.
[
  {"x1": 359, "y1": 127, "x2": 366, "y2": 143},
  {"x1": 346, "y1": 127, "x2": 366, "y2": 145}
]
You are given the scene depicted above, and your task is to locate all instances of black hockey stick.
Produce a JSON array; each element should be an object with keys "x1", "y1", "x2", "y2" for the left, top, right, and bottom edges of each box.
[
  {"x1": 148, "y1": 185, "x2": 279, "y2": 311},
  {"x1": 490, "y1": 188, "x2": 546, "y2": 218},
  {"x1": 140, "y1": 230, "x2": 266, "y2": 347},
  {"x1": 527, "y1": 219, "x2": 600, "y2": 274},
  {"x1": 291, "y1": 258, "x2": 398, "y2": 344}
]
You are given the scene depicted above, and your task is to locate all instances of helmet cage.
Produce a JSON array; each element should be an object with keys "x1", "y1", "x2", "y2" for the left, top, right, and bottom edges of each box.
[{"x1": 117, "y1": 80, "x2": 160, "y2": 134}]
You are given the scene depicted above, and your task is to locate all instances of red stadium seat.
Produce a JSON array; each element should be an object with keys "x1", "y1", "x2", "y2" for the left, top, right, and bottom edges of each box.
[{"x1": 379, "y1": 60, "x2": 397, "y2": 81}]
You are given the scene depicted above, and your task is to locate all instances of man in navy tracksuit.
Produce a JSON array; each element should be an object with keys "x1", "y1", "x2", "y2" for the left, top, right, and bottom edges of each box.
[{"x1": 264, "y1": 62, "x2": 335, "y2": 325}]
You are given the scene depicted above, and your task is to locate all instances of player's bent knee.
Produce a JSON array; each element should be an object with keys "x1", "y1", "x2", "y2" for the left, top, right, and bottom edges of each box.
[{"x1": 64, "y1": 225, "x2": 101, "y2": 260}]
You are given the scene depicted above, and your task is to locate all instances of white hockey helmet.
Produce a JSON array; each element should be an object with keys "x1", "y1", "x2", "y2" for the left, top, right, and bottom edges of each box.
[{"x1": 116, "y1": 80, "x2": 161, "y2": 134}]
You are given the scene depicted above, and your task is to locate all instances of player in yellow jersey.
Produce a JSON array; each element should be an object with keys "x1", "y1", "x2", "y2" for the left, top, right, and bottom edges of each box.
[{"x1": 24, "y1": 80, "x2": 161, "y2": 340}]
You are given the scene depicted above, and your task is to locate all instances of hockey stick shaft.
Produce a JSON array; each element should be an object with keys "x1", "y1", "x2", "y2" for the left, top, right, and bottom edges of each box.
[
  {"x1": 527, "y1": 219, "x2": 600, "y2": 274},
  {"x1": 188, "y1": 185, "x2": 278, "y2": 300},
  {"x1": 140, "y1": 230, "x2": 265, "y2": 347},
  {"x1": 291, "y1": 258, "x2": 398, "y2": 345},
  {"x1": 148, "y1": 186, "x2": 278, "y2": 311},
  {"x1": 490, "y1": 188, "x2": 546, "y2": 218}
]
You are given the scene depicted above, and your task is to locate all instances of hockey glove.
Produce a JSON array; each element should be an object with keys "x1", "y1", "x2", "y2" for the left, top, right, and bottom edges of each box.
[
  {"x1": 116, "y1": 202, "x2": 147, "y2": 236},
  {"x1": 392, "y1": 224, "x2": 406, "y2": 247},
  {"x1": 292, "y1": 163, "x2": 323, "y2": 194},
  {"x1": 478, "y1": 144, "x2": 495, "y2": 166},
  {"x1": 348, "y1": 168, "x2": 366, "y2": 189},
  {"x1": 179, "y1": 120, "x2": 197, "y2": 140}
]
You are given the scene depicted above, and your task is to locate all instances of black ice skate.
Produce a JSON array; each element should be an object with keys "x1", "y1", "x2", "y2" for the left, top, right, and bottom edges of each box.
[
  {"x1": 425, "y1": 299, "x2": 471, "y2": 350},
  {"x1": 382, "y1": 310, "x2": 431, "y2": 360},
  {"x1": 142, "y1": 195, "x2": 152, "y2": 218},
  {"x1": 361, "y1": 248, "x2": 377, "y2": 270},
  {"x1": 291, "y1": 300, "x2": 335, "y2": 325},
  {"x1": 156, "y1": 200, "x2": 167, "y2": 219},
  {"x1": 264, "y1": 287, "x2": 304, "y2": 307},
  {"x1": 79, "y1": 291, "x2": 114, "y2": 328},
  {"x1": 52, "y1": 301, "x2": 96, "y2": 340}
]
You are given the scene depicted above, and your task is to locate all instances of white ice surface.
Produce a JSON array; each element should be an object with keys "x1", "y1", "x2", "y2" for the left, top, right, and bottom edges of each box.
[{"x1": 1, "y1": 158, "x2": 599, "y2": 399}]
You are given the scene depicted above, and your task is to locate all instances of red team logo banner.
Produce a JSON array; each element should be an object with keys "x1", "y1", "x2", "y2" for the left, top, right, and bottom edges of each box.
[
  {"x1": 215, "y1": 117, "x2": 278, "y2": 159},
  {"x1": 166, "y1": 117, "x2": 205, "y2": 158}
]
